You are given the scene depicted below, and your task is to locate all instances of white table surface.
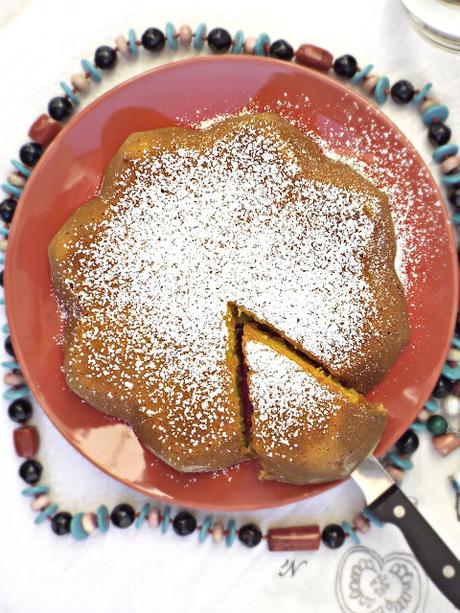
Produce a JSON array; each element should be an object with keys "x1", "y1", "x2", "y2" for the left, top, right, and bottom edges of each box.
[{"x1": 0, "y1": 1, "x2": 459, "y2": 611}]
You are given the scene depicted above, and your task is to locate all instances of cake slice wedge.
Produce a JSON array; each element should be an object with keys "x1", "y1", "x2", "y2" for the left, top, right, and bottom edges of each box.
[{"x1": 242, "y1": 323, "x2": 387, "y2": 485}]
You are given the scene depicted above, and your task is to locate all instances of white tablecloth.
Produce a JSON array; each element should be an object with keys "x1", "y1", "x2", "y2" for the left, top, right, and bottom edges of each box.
[{"x1": 0, "y1": 1, "x2": 459, "y2": 611}]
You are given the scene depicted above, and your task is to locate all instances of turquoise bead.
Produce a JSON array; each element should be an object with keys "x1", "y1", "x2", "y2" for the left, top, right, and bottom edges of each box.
[
  {"x1": 59, "y1": 81, "x2": 80, "y2": 106},
  {"x1": 80, "y1": 59, "x2": 102, "y2": 83},
  {"x1": 362, "y1": 507, "x2": 384, "y2": 527},
  {"x1": 198, "y1": 516, "x2": 212, "y2": 542},
  {"x1": 442, "y1": 363, "x2": 460, "y2": 379},
  {"x1": 1, "y1": 360, "x2": 19, "y2": 369},
  {"x1": 387, "y1": 451, "x2": 413, "y2": 470},
  {"x1": 375, "y1": 77, "x2": 390, "y2": 105},
  {"x1": 442, "y1": 171, "x2": 460, "y2": 186},
  {"x1": 193, "y1": 23, "x2": 207, "y2": 50},
  {"x1": 135, "y1": 502, "x2": 151, "y2": 528},
  {"x1": 413, "y1": 82, "x2": 432, "y2": 106},
  {"x1": 128, "y1": 29, "x2": 139, "y2": 57},
  {"x1": 22, "y1": 485, "x2": 49, "y2": 497},
  {"x1": 70, "y1": 512, "x2": 89, "y2": 540},
  {"x1": 410, "y1": 421, "x2": 426, "y2": 432},
  {"x1": 2, "y1": 323, "x2": 9, "y2": 333},
  {"x1": 453, "y1": 212, "x2": 460, "y2": 225},
  {"x1": 453, "y1": 336, "x2": 460, "y2": 349},
  {"x1": 0, "y1": 227, "x2": 9, "y2": 237},
  {"x1": 450, "y1": 477, "x2": 460, "y2": 493},
  {"x1": 11, "y1": 160, "x2": 31, "y2": 177},
  {"x1": 161, "y1": 505, "x2": 171, "y2": 533},
  {"x1": 425, "y1": 398, "x2": 438, "y2": 412},
  {"x1": 225, "y1": 519, "x2": 236, "y2": 547},
  {"x1": 1, "y1": 183, "x2": 22, "y2": 198},
  {"x1": 35, "y1": 503, "x2": 58, "y2": 525},
  {"x1": 3, "y1": 385, "x2": 29, "y2": 400},
  {"x1": 231, "y1": 31, "x2": 244, "y2": 54},
  {"x1": 432, "y1": 143, "x2": 458, "y2": 163},
  {"x1": 255, "y1": 33, "x2": 270, "y2": 56},
  {"x1": 97, "y1": 505, "x2": 110, "y2": 533},
  {"x1": 352, "y1": 64, "x2": 373, "y2": 84},
  {"x1": 0, "y1": 298, "x2": 5, "y2": 306},
  {"x1": 165, "y1": 22, "x2": 178, "y2": 50},
  {"x1": 422, "y1": 104, "x2": 449, "y2": 126},
  {"x1": 342, "y1": 520, "x2": 360, "y2": 544}
]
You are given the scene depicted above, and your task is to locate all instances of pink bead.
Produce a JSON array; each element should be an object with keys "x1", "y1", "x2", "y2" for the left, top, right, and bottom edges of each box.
[
  {"x1": 362, "y1": 75, "x2": 379, "y2": 94},
  {"x1": 244, "y1": 37, "x2": 256, "y2": 54},
  {"x1": 4, "y1": 372, "x2": 25, "y2": 386},
  {"x1": 70, "y1": 74, "x2": 90, "y2": 94},
  {"x1": 115, "y1": 35, "x2": 129, "y2": 57},
  {"x1": 353, "y1": 513, "x2": 370, "y2": 533},
  {"x1": 432, "y1": 433, "x2": 460, "y2": 456},
  {"x1": 418, "y1": 408, "x2": 430, "y2": 422},
  {"x1": 179, "y1": 25, "x2": 192, "y2": 46},
  {"x1": 441, "y1": 155, "x2": 460, "y2": 174},
  {"x1": 82, "y1": 512, "x2": 98, "y2": 533},
  {"x1": 31, "y1": 494, "x2": 50, "y2": 511},
  {"x1": 212, "y1": 521, "x2": 224, "y2": 543},
  {"x1": 386, "y1": 464, "x2": 405, "y2": 482},
  {"x1": 420, "y1": 97, "x2": 440, "y2": 113},
  {"x1": 7, "y1": 173, "x2": 26, "y2": 187},
  {"x1": 148, "y1": 508, "x2": 160, "y2": 528}
]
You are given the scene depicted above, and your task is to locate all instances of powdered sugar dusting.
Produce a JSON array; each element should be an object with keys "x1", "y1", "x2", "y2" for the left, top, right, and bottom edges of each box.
[
  {"x1": 245, "y1": 341, "x2": 340, "y2": 454},
  {"x1": 54, "y1": 114, "x2": 398, "y2": 463}
]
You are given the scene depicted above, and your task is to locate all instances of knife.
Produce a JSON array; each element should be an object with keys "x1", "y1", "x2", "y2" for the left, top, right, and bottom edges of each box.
[{"x1": 352, "y1": 455, "x2": 460, "y2": 609}]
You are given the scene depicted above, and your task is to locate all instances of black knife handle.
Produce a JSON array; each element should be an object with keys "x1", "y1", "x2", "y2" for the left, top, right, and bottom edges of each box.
[{"x1": 369, "y1": 484, "x2": 460, "y2": 609}]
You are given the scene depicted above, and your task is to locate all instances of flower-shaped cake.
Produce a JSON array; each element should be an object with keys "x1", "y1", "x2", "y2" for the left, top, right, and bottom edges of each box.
[{"x1": 49, "y1": 113, "x2": 408, "y2": 483}]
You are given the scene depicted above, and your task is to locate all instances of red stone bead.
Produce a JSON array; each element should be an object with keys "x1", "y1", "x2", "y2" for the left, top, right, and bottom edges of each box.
[
  {"x1": 267, "y1": 525, "x2": 320, "y2": 551},
  {"x1": 295, "y1": 45, "x2": 333, "y2": 72},
  {"x1": 13, "y1": 425, "x2": 39, "y2": 458},
  {"x1": 28, "y1": 114, "x2": 62, "y2": 147},
  {"x1": 432, "y1": 433, "x2": 460, "y2": 456}
]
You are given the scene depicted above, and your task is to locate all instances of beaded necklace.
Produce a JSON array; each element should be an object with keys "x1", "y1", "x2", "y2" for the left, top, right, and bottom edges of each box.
[{"x1": 1, "y1": 22, "x2": 459, "y2": 549}]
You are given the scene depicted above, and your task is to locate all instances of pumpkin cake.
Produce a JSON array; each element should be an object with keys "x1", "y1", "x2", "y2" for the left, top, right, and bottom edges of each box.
[{"x1": 48, "y1": 112, "x2": 408, "y2": 480}]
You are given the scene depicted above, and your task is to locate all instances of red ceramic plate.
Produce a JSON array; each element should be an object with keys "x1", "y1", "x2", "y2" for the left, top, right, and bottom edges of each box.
[{"x1": 5, "y1": 57, "x2": 458, "y2": 510}]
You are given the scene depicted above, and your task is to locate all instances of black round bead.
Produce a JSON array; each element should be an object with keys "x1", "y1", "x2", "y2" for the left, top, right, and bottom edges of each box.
[
  {"x1": 456, "y1": 312, "x2": 460, "y2": 335},
  {"x1": 51, "y1": 511, "x2": 72, "y2": 535},
  {"x1": 19, "y1": 142, "x2": 43, "y2": 167},
  {"x1": 4, "y1": 335, "x2": 15, "y2": 357},
  {"x1": 110, "y1": 503, "x2": 135, "y2": 528},
  {"x1": 8, "y1": 398, "x2": 33, "y2": 423},
  {"x1": 48, "y1": 97, "x2": 72, "y2": 122},
  {"x1": 449, "y1": 187, "x2": 460, "y2": 209},
  {"x1": 432, "y1": 374, "x2": 452, "y2": 399},
  {"x1": 19, "y1": 459, "x2": 42, "y2": 484},
  {"x1": 207, "y1": 28, "x2": 232, "y2": 53},
  {"x1": 238, "y1": 523, "x2": 262, "y2": 547},
  {"x1": 395, "y1": 429, "x2": 419, "y2": 454},
  {"x1": 269, "y1": 39, "x2": 294, "y2": 61},
  {"x1": 172, "y1": 511, "x2": 197, "y2": 536},
  {"x1": 428, "y1": 122, "x2": 451, "y2": 147},
  {"x1": 321, "y1": 523, "x2": 346, "y2": 548},
  {"x1": 0, "y1": 269, "x2": 3, "y2": 287},
  {"x1": 333, "y1": 55, "x2": 358, "y2": 78},
  {"x1": 0, "y1": 198, "x2": 17, "y2": 223},
  {"x1": 390, "y1": 80, "x2": 415, "y2": 104},
  {"x1": 141, "y1": 28, "x2": 166, "y2": 52},
  {"x1": 94, "y1": 46, "x2": 117, "y2": 69}
]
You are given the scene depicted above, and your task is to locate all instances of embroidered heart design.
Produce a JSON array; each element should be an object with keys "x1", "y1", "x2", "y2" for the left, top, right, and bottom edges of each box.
[{"x1": 335, "y1": 546, "x2": 427, "y2": 613}]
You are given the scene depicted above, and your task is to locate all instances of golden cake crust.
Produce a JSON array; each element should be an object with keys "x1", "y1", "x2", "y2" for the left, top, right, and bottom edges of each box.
[{"x1": 49, "y1": 112, "x2": 408, "y2": 478}]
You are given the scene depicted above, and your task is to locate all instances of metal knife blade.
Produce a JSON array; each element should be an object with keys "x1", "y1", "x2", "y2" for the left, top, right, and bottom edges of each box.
[{"x1": 351, "y1": 454, "x2": 395, "y2": 505}]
